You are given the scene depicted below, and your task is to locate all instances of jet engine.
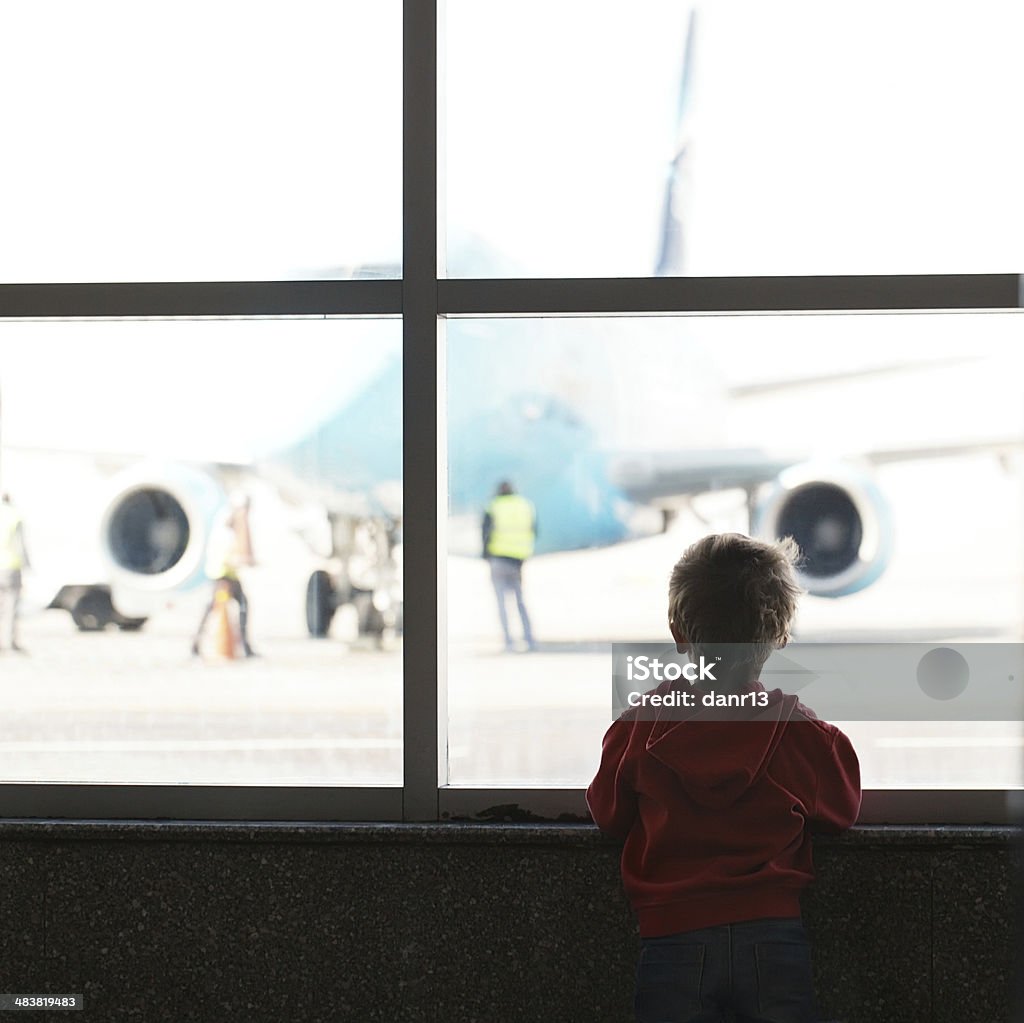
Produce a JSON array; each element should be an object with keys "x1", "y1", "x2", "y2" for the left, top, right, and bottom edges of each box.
[
  {"x1": 753, "y1": 462, "x2": 892, "y2": 598},
  {"x1": 99, "y1": 463, "x2": 227, "y2": 618}
]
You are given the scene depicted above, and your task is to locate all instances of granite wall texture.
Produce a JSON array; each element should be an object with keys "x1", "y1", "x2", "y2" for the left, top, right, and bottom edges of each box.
[{"x1": 0, "y1": 823, "x2": 1015, "y2": 1022}]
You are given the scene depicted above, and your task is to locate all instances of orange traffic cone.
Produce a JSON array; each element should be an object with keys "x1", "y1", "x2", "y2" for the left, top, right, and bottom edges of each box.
[{"x1": 213, "y1": 583, "x2": 239, "y2": 660}]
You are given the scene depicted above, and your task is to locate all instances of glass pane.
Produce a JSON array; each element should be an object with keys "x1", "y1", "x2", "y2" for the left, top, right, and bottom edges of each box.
[
  {"x1": 0, "y1": 3, "x2": 401, "y2": 282},
  {"x1": 445, "y1": 312, "x2": 1024, "y2": 788},
  {"x1": 0, "y1": 318, "x2": 401, "y2": 784},
  {"x1": 446, "y1": 1, "x2": 1024, "y2": 277}
]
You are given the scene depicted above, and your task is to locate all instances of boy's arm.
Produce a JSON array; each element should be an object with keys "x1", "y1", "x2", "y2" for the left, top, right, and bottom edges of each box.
[
  {"x1": 586, "y1": 720, "x2": 638, "y2": 840},
  {"x1": 809, "y1": 727, "x2": 862, "y2": 834}
]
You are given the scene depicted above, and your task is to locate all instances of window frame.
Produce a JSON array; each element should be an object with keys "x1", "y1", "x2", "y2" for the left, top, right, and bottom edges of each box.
[{"x1": 0, "y1": 0, "x2": 1018, "y2": 824}]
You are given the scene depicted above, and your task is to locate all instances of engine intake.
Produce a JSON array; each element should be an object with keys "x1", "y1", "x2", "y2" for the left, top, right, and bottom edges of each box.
[
  {"x1": 107, "y1": 488, "x2": 190, "y2": 575},
  {"x1": 100, "y1": 464, "x2": 226, "y2": 610},
  {"x1": 754, "y1": 463, "x2": 891, "y2": 598}
]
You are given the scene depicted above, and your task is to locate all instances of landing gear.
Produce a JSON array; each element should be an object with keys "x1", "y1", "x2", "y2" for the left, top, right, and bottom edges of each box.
[
  {"x1": 303, "y1": 512, "x2": 402, "y2": 645},
  {"x1": 305, "y1": 571, "x2": 398, "y2": 646},
  {"x1": 70, "y1": 588, "x2": 114, "y2": 631},
  {"x1": 306, "y1": 570, "x2": 336, "y2": 638},
  {"x1": 352, "y1": 588, "x2": 398, "y2": 649},
  {"x1": 51, "y1": 585, "x2": 148, "y2": 633}
]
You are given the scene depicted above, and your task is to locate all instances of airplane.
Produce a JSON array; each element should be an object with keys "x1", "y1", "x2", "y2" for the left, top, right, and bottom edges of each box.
[
  {"x1": 1, "y1": 7, "x2": 1021, "y2": 642},
  {"x1": 1, "y1": 303, "x2": 1017, "y2": 646}
]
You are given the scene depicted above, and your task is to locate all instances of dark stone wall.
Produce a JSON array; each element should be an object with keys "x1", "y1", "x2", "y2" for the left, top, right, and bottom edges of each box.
[{"x1": 0, "y1": 823, "x2": 1015, "y2": 1022}]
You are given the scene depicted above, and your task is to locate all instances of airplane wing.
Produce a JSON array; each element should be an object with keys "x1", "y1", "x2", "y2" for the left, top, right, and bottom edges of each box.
[
  {"x1": 725, "y1": 354, "x2": 984, "y2": 398},
  {"x1": 602, "y1": 426, "x2": 1023, "y2": 603},
  {"x1": 608, "y1": 432, "x2": 1024, "y2": 507},
  {"x1": 862, "y1": 437, "x2": 1024, "y2": 466},
  {"x1": 607, "y1": 448, "x2": 796, "y2": 504},
  {"x1": 255, "y1": 459, "x2": 401, "y2": 521}
]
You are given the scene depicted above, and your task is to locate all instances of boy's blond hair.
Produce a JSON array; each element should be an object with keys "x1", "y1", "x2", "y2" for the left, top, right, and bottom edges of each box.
[{"x1": 668, "y1": 533, "x2": 803, "y2": 669}]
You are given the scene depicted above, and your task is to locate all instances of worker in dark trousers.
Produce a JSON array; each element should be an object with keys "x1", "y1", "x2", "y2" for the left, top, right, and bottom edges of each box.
[
  {"x1": 0, "y1": 493, "x2": 29, "y2": 653},
  {"x1": 192, "y1": 496, "x2": 257, "y2": 657},
  {"x1": 482, "y1": 481, "x2": 536, "y2": 652}
]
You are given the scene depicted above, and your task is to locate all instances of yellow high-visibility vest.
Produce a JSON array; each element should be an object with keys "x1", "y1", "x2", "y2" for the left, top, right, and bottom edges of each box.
[
  {"x1": 486, "y1": 494, "x2": 535, "y2": 560},
  {"x1": 0, "y1": 506, "x2": 23, "y2": 571},
  {"x1": 205, "y1": 523, "x2": 240, "y2": 581}
]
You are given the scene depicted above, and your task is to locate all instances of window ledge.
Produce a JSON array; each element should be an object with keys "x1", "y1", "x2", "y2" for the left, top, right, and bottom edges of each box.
[{"x1": 0, "y1": 820, "x2": 1015, "y2": 846}]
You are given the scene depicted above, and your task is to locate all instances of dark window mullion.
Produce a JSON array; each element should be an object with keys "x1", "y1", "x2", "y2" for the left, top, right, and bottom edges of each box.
[
  {"x1": 439, "y1": 274, "x2": 1022, "y2": 316},
  {"x1": 402, "y1": 0, "x2": 443, "y2": 821},
  {"x1": 0, "y1": 280, "x2": 402, "y2": 319}
]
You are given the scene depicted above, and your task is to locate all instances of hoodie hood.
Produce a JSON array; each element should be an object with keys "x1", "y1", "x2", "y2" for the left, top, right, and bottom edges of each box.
[{"x1": 645, "y1": 683, "x2": 800, "y2": 809}]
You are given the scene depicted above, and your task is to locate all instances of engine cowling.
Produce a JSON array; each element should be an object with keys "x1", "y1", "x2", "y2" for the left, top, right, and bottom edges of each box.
[
  {"x1": 753, "y1": 462, "x2": 892, "y2": 597},
  {"x1": 100, "y1": 464, "x2": 226, "y2": 616}
]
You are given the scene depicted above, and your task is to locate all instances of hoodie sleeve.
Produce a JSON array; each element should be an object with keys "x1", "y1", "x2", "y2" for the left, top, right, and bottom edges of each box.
[
  {"x1": 586, "y1": 720, "x2": 638, "y2": 840},
  {"x1": 809, "y1": 727, "x2": 862, "y2": 834}
]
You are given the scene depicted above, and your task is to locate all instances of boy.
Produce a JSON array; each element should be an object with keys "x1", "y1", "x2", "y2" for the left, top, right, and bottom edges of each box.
[{"x1": 587, "y1": 533, "x2": 860, "y2": 1023}]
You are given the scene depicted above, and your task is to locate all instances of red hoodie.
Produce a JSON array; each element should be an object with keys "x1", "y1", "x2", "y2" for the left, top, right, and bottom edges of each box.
[{"x1": 586, "y1": 680, "x2": 861, "y2": 937}]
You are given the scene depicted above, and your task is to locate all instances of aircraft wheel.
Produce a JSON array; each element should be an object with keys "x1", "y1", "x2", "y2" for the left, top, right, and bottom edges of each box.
[
  {"x1": 116, "y1": 618, "x2": 148, "y2": 632},
  {"x1": 306, "y1": 570, "x2": 335, "y2": 638},
  {"x1": 71, "y1": 588, "x2": 114, "y2": 632}
]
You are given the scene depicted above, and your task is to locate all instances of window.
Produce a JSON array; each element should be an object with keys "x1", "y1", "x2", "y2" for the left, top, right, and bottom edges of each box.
[
  {"x1": 445, "y1": 313, "x2": 1024, "y2": 792},
  {"x1": 0, "y1": 0, "x2": 1018, "y2": 823},
  {"x1": 446, "y1": 0, "x2": 1024, "y2": 278},
  {"x1": 0, "y1": 3, "x2": 401, "y2": 281},
  {"x1": 0, "y1": 318, "x2": 401, "y2": 788}
]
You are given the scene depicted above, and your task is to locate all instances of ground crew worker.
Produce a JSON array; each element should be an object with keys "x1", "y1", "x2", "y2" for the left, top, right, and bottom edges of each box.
[
  {"x1": 482, "y1": 480, "x2": 536, "y2": 652},
  {"x1": 0, "y1": 493, "x2": 29, "y2": 653},
  {"x1": 191, "y1": 496, "x2": 257, "y2": 658}
]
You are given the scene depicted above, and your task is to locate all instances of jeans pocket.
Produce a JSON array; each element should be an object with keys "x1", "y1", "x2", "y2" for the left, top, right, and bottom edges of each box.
[
  {"x1": 754, "y1": 940, "x2": 816, "y2": 1023},
  {"x1": 635, "y1": 942, "x2": 705, "y2": 1023}
]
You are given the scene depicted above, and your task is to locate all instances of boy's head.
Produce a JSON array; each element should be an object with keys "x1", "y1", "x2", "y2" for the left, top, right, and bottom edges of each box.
[{"x1": 668, "y1": 533, "x2": 802, "y2": 682}]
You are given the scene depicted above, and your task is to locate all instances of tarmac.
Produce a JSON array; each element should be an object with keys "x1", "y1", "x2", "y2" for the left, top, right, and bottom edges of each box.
[{"x1": 0, "y1": 496, "x2": 1020, "y2": 791}]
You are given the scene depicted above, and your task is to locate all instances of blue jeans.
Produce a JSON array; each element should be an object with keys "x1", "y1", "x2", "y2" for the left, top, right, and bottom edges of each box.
[
  {"x1": 489, "y1": 556, "x2": 534, "y2": 648},
  {"x1": 635, "y1": 918, "x2": 822, "y2": 1023}
]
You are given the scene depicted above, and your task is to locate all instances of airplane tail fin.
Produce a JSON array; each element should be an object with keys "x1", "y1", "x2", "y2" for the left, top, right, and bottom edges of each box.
[{"x1": 654, "y1": 7, "x2": 698, "y2": 277}]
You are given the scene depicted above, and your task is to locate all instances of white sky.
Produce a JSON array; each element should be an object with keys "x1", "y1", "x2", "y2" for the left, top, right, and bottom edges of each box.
[
  {"x1": 447, "y1": 0, "x2": 1024, "y2": 276},
  {"x1": 0, "y1": 319, "x2": 400, "y2": 462},
  {"x1": 2, "y1": 2, "x2": 1022, "y2": 279},
  {"x1": 0, "y1": 2, "x2": 403, "y2": 281},
  {"x1": 0, "y1": 4, "x2": 1021, "y2": 460}
]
